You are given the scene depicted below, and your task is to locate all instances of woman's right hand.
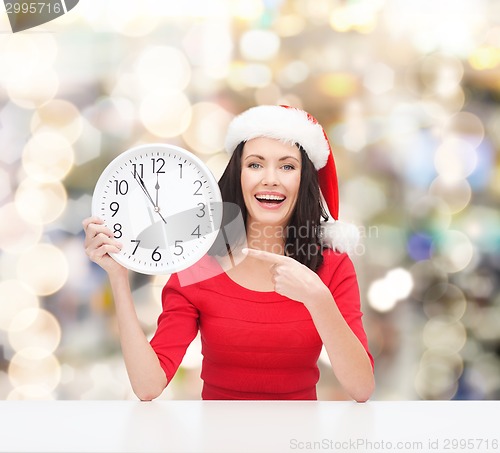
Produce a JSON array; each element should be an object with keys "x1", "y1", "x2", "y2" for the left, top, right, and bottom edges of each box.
[{"x1": 82, "y1": 216, "x2": 126, "y2": 276}]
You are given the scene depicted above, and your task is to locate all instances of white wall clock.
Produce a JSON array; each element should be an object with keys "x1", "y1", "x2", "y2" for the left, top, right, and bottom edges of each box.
[{"x1": 91, "y1": 143, "x2": 223, "y2": 275}]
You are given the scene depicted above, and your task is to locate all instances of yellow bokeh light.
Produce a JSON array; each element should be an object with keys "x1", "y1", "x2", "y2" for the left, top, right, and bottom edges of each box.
[
  {"x1": 420, "y1": 53, "x2": 464, "y2": 94},
  {"x1": 109, "y1": 0, "x2": 153, "y2": 20},
  {"x1": 363, "y1": 62, "x2": 395, "y2": 95},
  {"x1": 105, "y1": 0, "x2": 159, "y2": 36},
  {"x1": 136, "y1": 46, "x2": 191, "y2": 94},
  {"x1": 429, "y1": 177, "x2": 472, "y2": 214},
  {"x1": 0, "y1": 34, "x2": 58, "y2": 103},
  {"x1": 22, "y1": 131, "x2": 75, "y2": 183},
  {"x1": 8, "y1": 308, "x2": 61, "y2": 358},
  {"x1": 0, "y1": 35, "x2": 37, "y2": 79},
  {"x1": 206, "y1": 152, "x2": 231, "y2": 182},
  {"x1": 414, "y1": 365, "x2": 459, "y2": 400},
  {"x1": 421, "y1": 88, "x2": 465, "y2": 119},
  {"x1": 31, "y1": 99, "x2": 83, "y2": 144},
  {"x1": 193, "y1": 20, "x2": 233, "y2": 80},
  {"x1": 329, "y1": 4, "x2": 378, "y2": 33},
  {"x1": 8, "y1": 352, "x2": 61, "y2": 397},
  {"x1": 0, "y1": 203, "x2": 42, "y2": 254},
  {"x1": 0, "y1": 33, "x2": 57, "y2": 84},
  {"x1": 240, "y1": 30, "x2": 281, "y2": 61},
  {"x1": 319, "y1": 73, "x2": 358, "y2": 98},
  {"x1": 227, "y1": 62, "x2": 248, "y2": 91},
  {"x1": 279, "y1": 60, "x2": 310, "y2": 88},
  {"x1": 491, "y1": 166, "x2": 500, "y2": 198},
  {"x1": 6, "y1": 385, "x2": 56, "y2": 400},
  {"x1": 330, "y1": 8, "x2": 352, "y2": 33},
  {"x1": 423, "y1": 317, "x2": 467, "y2": 353},
  {"x1": 434, "y1": 137, "x2": 477, "y2": 183},
  {"x1": 415, "y1": 349, "x2": 463, "y2": 399},
  {"x1": 469, "y1": 46, "x2": 500, "y2": 70},
  {"x1": 227, "y1": 63, "x2": 273, "y2": 90},
  {"x1": 230, "y1": 0, "x2": 264, "y2": 20},
  {"x1": 139, "y1": 92, "x2": 192, "y2": 138},
  {"x1": 423, "y1": 284, "x2": 467, "y2": 322},
  {"x1": 182, "y1": 102, "x2": 233, "y2": 155},
  {"x1": 443, "y1": 112, "x2": 485, "y2": 148},
  {"x1": 0, "y1": 280, "x2": 39, "y2": 331},
  {"x1": 7, "y1": 67, "x2": 59, "y2": 110},
  {"x1": 89, "y1": 1, "x2": 236, "y2": 29},
  {"x1": 274, "y1": 14, "x2": 306, "y2": 37},
  {"x1": 15, "y1": 179, "x2": 67, "y2": 225},
  {"x1": 254, "y1": 83, "x2": 282, "y2": 106},
  {"x1": 16, "y1": 243, "x2": 69, "y2": 296}
]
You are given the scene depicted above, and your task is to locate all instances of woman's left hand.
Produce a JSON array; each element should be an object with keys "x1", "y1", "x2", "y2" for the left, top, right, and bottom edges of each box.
[
  {"x1": 243, "y1": 248, "x2": 330, "y2": 306},
  {"x1": 244, "y1": 249, "x2": 374, "y2": 402}
]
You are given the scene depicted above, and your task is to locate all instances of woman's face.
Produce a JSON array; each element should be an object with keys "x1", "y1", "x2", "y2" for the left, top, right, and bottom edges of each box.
[{"x1": 240, "y1": 137, "x2": 302, "y2": 228}]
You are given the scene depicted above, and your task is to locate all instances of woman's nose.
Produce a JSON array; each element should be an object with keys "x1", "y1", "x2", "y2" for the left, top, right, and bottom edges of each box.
[{"x1": 261, "y1": 168, "x2": 279, "y2": 186}]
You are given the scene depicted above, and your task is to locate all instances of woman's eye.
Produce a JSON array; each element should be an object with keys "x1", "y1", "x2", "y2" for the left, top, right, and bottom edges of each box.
[
  {"x1": 282, "y1": 164, "x2": 295, "y2": 171},
  {"x1": 248, "y1": 163, "x2": 261, "y2": 169}
]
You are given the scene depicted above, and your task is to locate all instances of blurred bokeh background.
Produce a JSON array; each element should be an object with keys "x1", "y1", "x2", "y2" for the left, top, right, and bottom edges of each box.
[{"x1": 0, "y1": 0, "x2": 499, "y2": 401}]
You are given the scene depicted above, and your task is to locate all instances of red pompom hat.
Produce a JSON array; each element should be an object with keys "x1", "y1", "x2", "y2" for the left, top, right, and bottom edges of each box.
[{"x1": 225, "y1": 105, "x2": 359, "y2": 253}]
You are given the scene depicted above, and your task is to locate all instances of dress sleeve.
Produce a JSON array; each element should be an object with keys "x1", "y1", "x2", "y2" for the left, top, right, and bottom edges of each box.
[
  {"x1": 149, "y1": 274, "x2": 200, "y2": 382},
  {"x1": 322, "y1": 251, "x2": 374, "y2": 370}
]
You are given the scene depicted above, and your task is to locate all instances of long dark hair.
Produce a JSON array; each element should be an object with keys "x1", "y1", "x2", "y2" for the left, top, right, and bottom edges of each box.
[{"x1": 209, "y1": 142, "x2": 328, "y2": 271}]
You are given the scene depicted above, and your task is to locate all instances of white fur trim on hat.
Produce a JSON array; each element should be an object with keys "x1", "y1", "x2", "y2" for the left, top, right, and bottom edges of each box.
[
  {"x1": 225, "y1": 105, "x2": 331, "y2": 170},
  {"x1": 320, "y1": 220, "x2": 360, "y2": 254}
]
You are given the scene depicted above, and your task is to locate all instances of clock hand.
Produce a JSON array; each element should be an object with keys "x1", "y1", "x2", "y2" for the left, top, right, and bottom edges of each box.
[
  {"x1": 132, "y1": 171, "x2": 155, "y2": 206},
  {"x1": 132, "y1": 171, "x2": 167, "y2": 224},
  {"x1": 155, "y1": 173, "x2": 160, "y2": 209}
]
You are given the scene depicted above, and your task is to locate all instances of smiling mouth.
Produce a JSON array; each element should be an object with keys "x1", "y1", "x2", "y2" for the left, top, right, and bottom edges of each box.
[{"x1": 255, "y1": 194, "x2": 286, "y2": 205}]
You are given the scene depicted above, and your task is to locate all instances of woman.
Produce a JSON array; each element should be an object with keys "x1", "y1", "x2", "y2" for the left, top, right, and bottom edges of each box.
[{"x1": 83, "y1": 105, "x2": 374, "y2": 402}]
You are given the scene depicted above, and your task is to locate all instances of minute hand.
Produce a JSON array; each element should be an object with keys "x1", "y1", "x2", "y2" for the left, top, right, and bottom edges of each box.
[{"x1": 132, "y1": 172, "x2": 167, "y2": 224}]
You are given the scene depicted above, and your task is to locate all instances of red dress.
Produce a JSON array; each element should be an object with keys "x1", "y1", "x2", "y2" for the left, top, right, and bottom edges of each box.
[{"x1": 150, "y1": 249, "x2": 373, "y2": 400}]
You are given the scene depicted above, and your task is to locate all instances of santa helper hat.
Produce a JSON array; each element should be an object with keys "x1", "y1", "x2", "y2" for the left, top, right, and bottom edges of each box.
[{"x1": 225, "y1": 105, "x2": 360, "y2": 254}]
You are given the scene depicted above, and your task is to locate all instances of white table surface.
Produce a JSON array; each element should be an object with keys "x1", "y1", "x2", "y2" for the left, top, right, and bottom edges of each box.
[{"x1": 0, "y1": 400, "x2": 498, "y2": 453}]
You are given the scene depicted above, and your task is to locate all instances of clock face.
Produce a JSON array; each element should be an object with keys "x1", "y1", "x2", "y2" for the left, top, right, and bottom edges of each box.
[{"x1": 91, "y1": 144, "x2": 223, "y2": 275}]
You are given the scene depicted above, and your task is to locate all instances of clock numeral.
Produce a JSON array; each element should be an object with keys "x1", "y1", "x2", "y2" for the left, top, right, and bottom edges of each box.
[
  {"x1": 191, "y1": 226, "x2": 201, "y2": 238},
  {"x1": 131, "y1": 239, "x2": 140, "y2": 255},
  {"x1": 152, "y1": 158, "x2": 165, "y2": 174},
  {"x1": 193, "y1": 180, "x2": 203, "y2": 196},
  {"x1": 110, "y1": 202, "x2": 120, "y2": 217},
  {"x1": 114, "y1": 180, "x2": 129, "y2": 195},
  {"x1": 132, "y1": 164, "x2": 144, "y2": 179},
  {"x1": 174, "y1": 240, "x2": 184, "y2": 256},
  {"x1": 178, "y1": 163, "x2": 183, "y2": 179},
  {"x1": 152, "y1": 247, "x2": 162, "y2": 262},
  {"x1": 196, "y1": 203, "x2": 205, "y2": 218},
  {"x1": 113, "y1": 223, "x2": 123, "y2": 239}
]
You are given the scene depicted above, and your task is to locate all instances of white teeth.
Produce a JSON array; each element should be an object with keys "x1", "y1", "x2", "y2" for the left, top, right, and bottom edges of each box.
[{"x1": 256, "y1": 195, "x2": 285, "y2": 201}]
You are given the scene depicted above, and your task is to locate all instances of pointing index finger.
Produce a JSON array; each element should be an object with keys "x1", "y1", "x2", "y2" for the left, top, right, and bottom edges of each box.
[{"x1": 242, "y1": 248, "x2": 287, "y2": 263}]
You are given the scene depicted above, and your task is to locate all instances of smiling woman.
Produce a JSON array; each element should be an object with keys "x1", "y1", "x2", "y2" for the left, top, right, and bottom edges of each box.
[
  {"x1": 241, "y1": 137, "x2": 302, "y2": 229},
  {"x1": 83, "y1": 105, "x2": 373, "y2": 402}
]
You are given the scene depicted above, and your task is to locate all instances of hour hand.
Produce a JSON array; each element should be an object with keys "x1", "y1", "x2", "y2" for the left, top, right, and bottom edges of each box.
[{"x1": 155, "y1": 173, "x2": 160, "y2": 209}]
